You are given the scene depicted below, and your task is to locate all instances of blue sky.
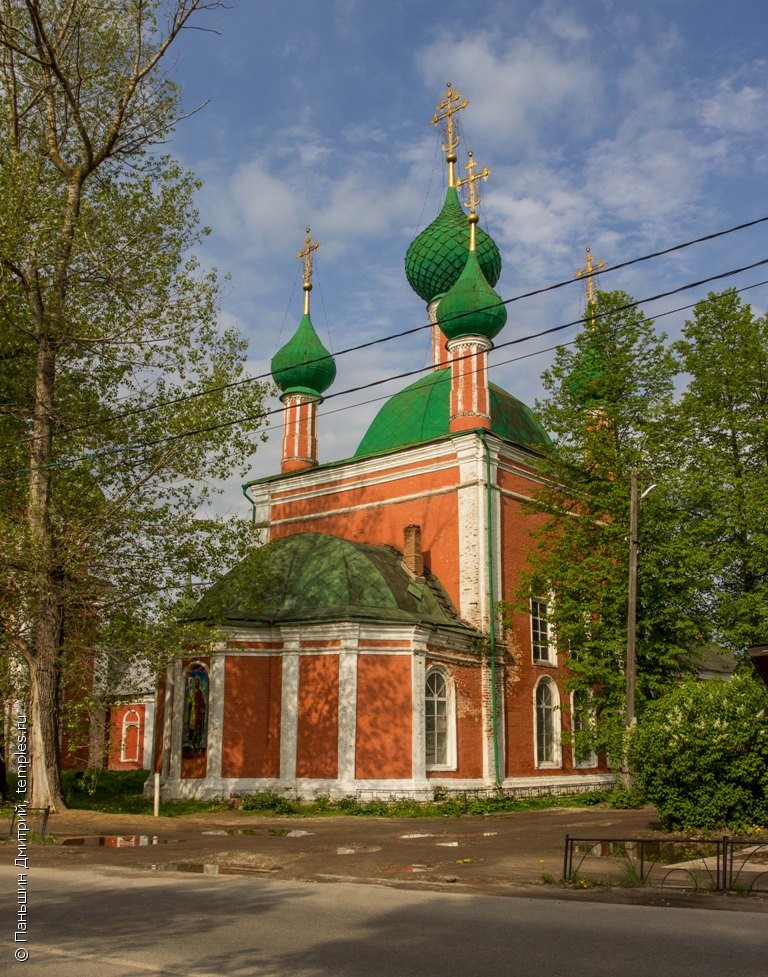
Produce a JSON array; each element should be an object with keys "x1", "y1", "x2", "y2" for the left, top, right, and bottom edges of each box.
[{"x1": 166, "y1": 0, "x2": 768, "y2": 510}]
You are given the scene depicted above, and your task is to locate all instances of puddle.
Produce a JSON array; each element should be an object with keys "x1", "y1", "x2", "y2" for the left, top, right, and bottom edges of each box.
[
  {"x1": 436, "y1": 841, "x2": 460, "y2": 848},
  {"x1": 61, "y1": 836, "x2": 179, "y2": 848},
  {"x1": 384, "y1": 864, "x2": 429, "y2": 874},
  {"x1": 137, "y1": 863, "x2": 280, "y2": 876},
  {"x1": 268, "y1": 828, "x2": 313, "y2": 838},
  {"x1": 400, "y1": 833, "x2": 433, "y2": 839},
  {"x1": 335, "y1": 845, "x2": 381, "y2": 855}
]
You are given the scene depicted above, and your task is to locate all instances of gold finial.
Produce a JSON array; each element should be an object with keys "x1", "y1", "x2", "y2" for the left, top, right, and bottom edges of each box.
[
  {"x1": 297, "y1": 226, "x2": 320, "y2": 315},
  {"x1": 431, "y1": 82, "x2": 468, "y2": 188},
  {"x1": 455, "y1": 150, "x2": 492, "y2": 251},
  {"x1": 575, "y1": 246, "x2": 605, "y2": 322}
]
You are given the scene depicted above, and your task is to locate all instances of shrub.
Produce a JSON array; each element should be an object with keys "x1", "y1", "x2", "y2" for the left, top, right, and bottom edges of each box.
[{"x1": 630, "y1": 673, "x2": 768, "y2": 831}]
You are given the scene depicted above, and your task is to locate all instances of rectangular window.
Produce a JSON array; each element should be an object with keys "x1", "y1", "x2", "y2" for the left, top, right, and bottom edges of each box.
[{"x1": 531, "y1": 598, "x2": 555, "y2": 664}]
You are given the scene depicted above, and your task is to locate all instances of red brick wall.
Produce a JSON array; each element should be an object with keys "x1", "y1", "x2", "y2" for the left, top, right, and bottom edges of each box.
[
  {"x1": 355, "y1": 655, "x2": 412, "y2": 779},
  {"x1": 296, "y1": 655, "x2": 339, "y2": 778},
  {"x1": 222, "y1": 656, "x2": 282, "y2": 778}
]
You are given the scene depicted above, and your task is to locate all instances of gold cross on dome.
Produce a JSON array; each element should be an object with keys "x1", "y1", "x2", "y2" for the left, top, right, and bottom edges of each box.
[
  {"x1": 455, "y1": 150, "x2": 492, "y2": 216},
  {"x1": 297, "y1": 227, "x2": 320, "y2": 287},
  {"x1": 432, "y1": 82, "x2": 468, "y2": 186},
  {"x1": 575, "y1": 246, "x2": 605, "y2": 309}
]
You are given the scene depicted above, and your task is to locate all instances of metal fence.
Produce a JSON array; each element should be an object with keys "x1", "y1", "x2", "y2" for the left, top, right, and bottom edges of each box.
[{"x1": 563, "y1": 834, "x2": 768, "y2": 893}]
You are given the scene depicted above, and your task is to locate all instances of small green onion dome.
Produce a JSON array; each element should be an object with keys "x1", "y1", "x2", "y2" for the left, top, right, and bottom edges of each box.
[
  {"x1": 436, "y1": 249, "x2": 507, "y2": 342},
  {"x1": 405, "y1": 187, "x2": 502, "y2": 304},
  {"x1": 568, "y1": 341, "x2": 608, "y2": 406},
  {"x1": 271, "y1": 312, "x2": 336, "y2": 397}
]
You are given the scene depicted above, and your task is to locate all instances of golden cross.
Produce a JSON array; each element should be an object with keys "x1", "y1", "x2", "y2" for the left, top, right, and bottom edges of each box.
[
  {"x1": 455, "y1": 150, "x2": 491, "y2": 215},
  {"x1": 297, "y1": 227, "x2": 320, "y2": 286},
  {"x1": 575, "y1": 247, "x2": 605, "y2": 309},
  {"x1": 431, "y1": 82, "x2": 468, "y2": 186}
]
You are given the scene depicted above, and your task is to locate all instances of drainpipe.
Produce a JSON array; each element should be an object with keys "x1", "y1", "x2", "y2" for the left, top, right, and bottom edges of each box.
[
  {"x1": 480, "y1": 431, "x2": 502, "y2": 787},
  {"x1": 241, "y1": 483, "x2": 256, "y2": 524}
]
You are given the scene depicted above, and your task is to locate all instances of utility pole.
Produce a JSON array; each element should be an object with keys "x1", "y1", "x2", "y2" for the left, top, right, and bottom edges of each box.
[
  {"x1": 626, "y1": 467, "x2": 639, "y2": 728},
  {"x1": 626, "y1": 468, "x2": 656, "y2": 728}
]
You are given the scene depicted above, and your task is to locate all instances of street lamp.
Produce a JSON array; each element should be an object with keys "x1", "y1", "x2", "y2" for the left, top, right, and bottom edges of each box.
[{"x1": 626, "y1": 467, "x2": 656, "y2": 728}]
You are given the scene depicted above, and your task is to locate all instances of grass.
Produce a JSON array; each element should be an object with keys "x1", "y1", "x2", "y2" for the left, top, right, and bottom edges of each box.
[{"x1": 1, "y1": 770, "x2": 624, "y2": 819}]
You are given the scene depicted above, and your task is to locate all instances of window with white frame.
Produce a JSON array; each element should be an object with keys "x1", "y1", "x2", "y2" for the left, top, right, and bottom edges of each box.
[
  {"x1": 571, "y1": 690, "x2": 598, "y2": 768},
  {"x1": 534, "y1": 677, "x2": 561, "y2": 768},
  {"x1": 120, "y1": 709, "x2": 141, "y2": 763},
  {"x1": 530, "y1": 597, "x2": 555, "y2": 664},
  {"x1": 425, "y1": 667, "x2": 456, "y2": 770}
]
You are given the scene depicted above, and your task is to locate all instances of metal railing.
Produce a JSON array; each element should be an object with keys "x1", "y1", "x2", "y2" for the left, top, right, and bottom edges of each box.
[{"x1": 563, "y1": 834, "x2": 768, "y2": 893}]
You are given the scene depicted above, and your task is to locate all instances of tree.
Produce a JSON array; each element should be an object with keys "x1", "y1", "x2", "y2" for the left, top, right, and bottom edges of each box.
[
  {"x1": 0, "y1": 1, "x2": 269, "y2": 809},
  {"x1": 506, "y1": 290, "x2": 700, "y2": 757},
  {"x1": 630, "y1": 673, "x2": 768, "y2": 830},
  {"x1": 672, "y1": 289, "x2": 768, "y2": 652}
]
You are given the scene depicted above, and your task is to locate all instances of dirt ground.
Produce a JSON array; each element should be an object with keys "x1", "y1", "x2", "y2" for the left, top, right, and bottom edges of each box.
[{"x1": 3, "y1": 804, "x2": 768, "y2": 912}]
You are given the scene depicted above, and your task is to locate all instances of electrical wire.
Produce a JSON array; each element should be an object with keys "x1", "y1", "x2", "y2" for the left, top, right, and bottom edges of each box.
[
  {"x1": 4, "y1": 259, "x2": 768, "y2": 479},
  {"x1": 3, "y1": 212, "x2": 768, "y2": 456}
]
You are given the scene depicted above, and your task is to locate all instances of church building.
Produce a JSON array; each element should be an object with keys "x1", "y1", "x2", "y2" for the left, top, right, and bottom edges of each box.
[{"x1": 152, "y1": 86, "x2": 612, "y2": 800}]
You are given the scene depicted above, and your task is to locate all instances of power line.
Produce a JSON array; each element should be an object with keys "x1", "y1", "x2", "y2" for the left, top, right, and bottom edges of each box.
[
  {"x1": 4, "y1": 259, "x2": 767, "y2": 479},
  {"x1": 4, "y1": 212, "x2": 768, "y2": 456}
]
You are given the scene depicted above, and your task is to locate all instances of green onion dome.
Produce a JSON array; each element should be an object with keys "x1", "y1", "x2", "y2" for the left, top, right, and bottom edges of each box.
[
  {"x1": 271, "y1": 312, "x2": 336, "y2": 398},
  {"x1": 567, "y1": 340, "x2": 608, "y2": 407},
  {"x1": 405, "y1": 187, "x2": 502, "y2": 304},
  {"x1": 436, "y1": 249, "x2": 507, "y2": 342}
]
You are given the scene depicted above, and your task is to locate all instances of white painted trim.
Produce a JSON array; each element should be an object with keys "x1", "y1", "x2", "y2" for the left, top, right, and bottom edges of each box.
[
  {"x1": 411, "y1": 655, "x2": 426, "y2": 780},
  {"x1": 168, "y1": 660, "x2": 183, "y2": 781},
  {"x1": 337, "y1": 649, "x2": 358, "y2": 783},
  {"x1": 206, "y1": 655, "x2": 225, "y2": 779},
  {"x1": 280, "y1": 653, "x2": 299, "y2": 782}
]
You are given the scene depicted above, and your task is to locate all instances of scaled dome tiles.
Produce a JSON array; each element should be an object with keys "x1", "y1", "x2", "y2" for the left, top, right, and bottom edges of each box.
[
  {"x1": 405, "y1": 187, "x2": 502, "y2": 304},
  {"x1": 190, "y1": 532, "x2": 476, "y2": 633}
]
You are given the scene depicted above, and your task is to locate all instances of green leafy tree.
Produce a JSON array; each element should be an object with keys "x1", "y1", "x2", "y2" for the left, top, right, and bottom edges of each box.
[
  {"x1": 630, "y1": 673, "x2": 768, "y2": 830},
  {"x1": 672, "y1": 289, "x2": 768, "y2": 651},
  {"x1": 0, "y1": 1, "x2": 269, "y2": 809},
  {"x1": 505, "y1": 290, "x2": 700, "y2": 758}
]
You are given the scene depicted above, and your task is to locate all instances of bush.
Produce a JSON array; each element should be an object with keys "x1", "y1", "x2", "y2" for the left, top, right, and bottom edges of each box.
[{"x1": 630, "y1": 673, "x2": 768, "y2": 831}]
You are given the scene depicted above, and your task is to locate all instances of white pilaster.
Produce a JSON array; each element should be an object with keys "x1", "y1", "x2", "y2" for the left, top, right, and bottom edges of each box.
[
  {"x1": 280, "y1": 651, "x2": 299, "y2": 782},
  {"x1": 206, "y1": 655, "x2": 225, "y2": 779}
]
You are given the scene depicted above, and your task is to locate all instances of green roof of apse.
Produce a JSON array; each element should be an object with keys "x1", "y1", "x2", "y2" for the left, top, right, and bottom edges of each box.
[
  {"x1": 354, "y1": 368, "x2": 550, "y2": 457},
  {"x1": 190, "y1": 532, "x2": 475, "y2": 632}
]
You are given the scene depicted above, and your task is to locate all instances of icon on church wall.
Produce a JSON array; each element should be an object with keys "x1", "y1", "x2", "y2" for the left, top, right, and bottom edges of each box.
[{"x1": 183, "y1": 665, "x2": 209, "y2": 757}]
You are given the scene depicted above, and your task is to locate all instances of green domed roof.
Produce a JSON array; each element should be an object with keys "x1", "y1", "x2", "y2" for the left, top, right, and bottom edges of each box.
[
  {"x1": 190, "y1": 532, "x2": 474, "y2": 632},
  {"x1": 271, "y1": 313, "x2": 336, "y2": 397},
  {"x1": 437, "y1": 249, "x2": 507, "y2": 341},
  {"x1": 354, "y1": 368, "x2": 550, "y2": 457},
  {"x1": 405, "y1": 187, "x2": 502, "y2": 304}
]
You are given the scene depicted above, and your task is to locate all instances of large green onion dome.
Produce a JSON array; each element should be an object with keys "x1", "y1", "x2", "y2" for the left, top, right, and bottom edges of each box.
[
  {"x1": 354, "y1": 368, "x2": 550, "y2": 457},
  {"x1": 271, "y1": 312, "x2": 336, "y2": 398},
  {"x1": 436, "y1": 248, "x2": 507, "y2": 342},
  {"x1": 405, "y1": 187, "x2": 502, "y2": 304}
]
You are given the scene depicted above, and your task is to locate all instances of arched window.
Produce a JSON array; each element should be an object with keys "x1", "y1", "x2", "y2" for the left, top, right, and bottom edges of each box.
[
  {"x1": 425, "y1": 667, "x2": 456, "y2": 770},
  {"x1": 534, "y1": 677, "x2": 561, "y2": 768},
  {"x1": 571, "y1": 690, "x2": 598, "y2": 768},
  {"x1": 182, "y1": 663, "x2": 209, "y2": 758},
  {"x1": 120, "y1": 709, "x2": 141, "y2": 763}
]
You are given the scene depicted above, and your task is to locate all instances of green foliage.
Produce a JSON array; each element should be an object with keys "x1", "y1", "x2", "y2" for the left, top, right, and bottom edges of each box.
[
  {"x1": 0, "y1": 2, "x2": 271, "y2": 806},
  {"x1": 505, "y1": 290, "x2": 699, "y2": 752},
  {"x1": 671, "y1": 290, "x2": 768, "y2": 651},
  {"x1": 630, "y1": 674, "x2": 768, "y2": 830}
]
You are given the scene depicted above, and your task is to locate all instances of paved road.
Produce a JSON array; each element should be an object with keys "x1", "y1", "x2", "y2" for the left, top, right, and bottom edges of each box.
[{"x1": 2, "y1": 864, "x2": 765, "y2": 977}]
